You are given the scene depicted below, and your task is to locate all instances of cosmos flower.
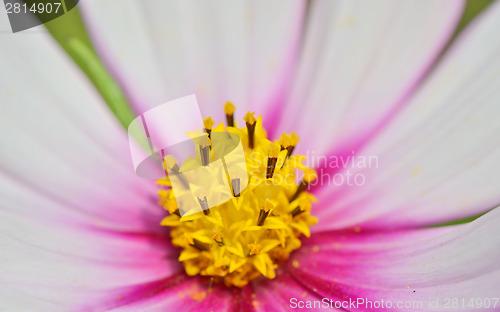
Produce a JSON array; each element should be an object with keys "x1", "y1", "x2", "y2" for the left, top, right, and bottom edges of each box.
[{"x1": 1, "y1": 0, "x2": 500, "y2": 311}]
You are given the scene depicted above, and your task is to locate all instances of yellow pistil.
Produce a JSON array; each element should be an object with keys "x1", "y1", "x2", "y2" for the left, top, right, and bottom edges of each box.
[{"x1": 157, "y1": 104, "x2": 317, "y2": 287}]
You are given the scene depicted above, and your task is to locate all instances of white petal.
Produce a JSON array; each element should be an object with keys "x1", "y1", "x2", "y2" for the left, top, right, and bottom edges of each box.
[
  {"x1": 314, "y1": 1, "x2": 500, "y2": 230},
  {"x1": 0, "y1": 31, "x2": 178, "y2": 308},
  {"x1": 276, "y1": 0, "x2": 464, "y2": 146},
  {"x1": 79, "y1": 0, "x2": 306, "y2": 121},
  {"x1": 0, "y1": 33, "x2": 162, "y2": 232}
]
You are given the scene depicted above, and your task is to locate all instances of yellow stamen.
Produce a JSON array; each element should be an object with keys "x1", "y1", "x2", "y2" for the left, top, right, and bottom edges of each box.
[
  {"x1": 278, "y1": 132, "x2": 296, "y2": 168},
  {"x1": 197, "y1": 196, "x2": 210, "y2": 215},
  {"x1": 183, "y1": 233, "x2": 194, "y2": 245},
  {"x1": 224, "y1": 101, "x2": 236, "y2": 127},
  {"x1": 157, "y1": 104, "x2": 317, "y2": 287},
  {"x1": 224, "y1": 101, "x2": 236, "y2": 115},
  {"x1": 266, "y1": 143, "x2": 280, "y2": 179},
  {"x1": 163, "y1": 155, "x2": 189, "y2": 188},
  {"x1": 198, "y1": 135, "x2": 212, "y2": 166},
  {"x1": 203, "y1": 117, "x2": 215, "y2": 130},
  {"x1": 257, "y1": 201, "x2": 274, "y2": 226},
  {"x1": 303, "y1": 169, "x2": 318, "y2": 184},
  {"x1": 231, "y1": 178, "x2": 241, "y2": 197},
  {"x1": 290, "y1": 198, "x2": 311, "y2": 217},
  {"x1": 191, "y1": 238, "x2": 211, "y2": 251},
  {"x1": 243, "y1": 111, "x2": 257, "y2": 149},
  {"x1": 203, "y1": 117, "x2": 215, "y2": 139},
  {"x1": 290, "y1": 169, "x2": 317, "y2": 202},
  {"x1": 243, "y1": 111, "x2": 256, "y2": 124},
  {"x1": 278, "y1": 132, "x2": 292, "y2": 148},
  {"x1": 267, "y1": 142, "x2": 280, "y2": 158}
]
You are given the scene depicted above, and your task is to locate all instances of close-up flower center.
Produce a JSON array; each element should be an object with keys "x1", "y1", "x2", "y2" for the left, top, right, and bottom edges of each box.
[{"x1": 157, "y1": 102, "x2": 318, "y2": 287}]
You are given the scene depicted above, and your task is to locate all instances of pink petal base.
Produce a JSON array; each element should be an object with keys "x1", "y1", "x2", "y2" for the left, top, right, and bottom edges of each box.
[{"x1": 286, "y1": 209, "x2": 500, "y2": 311}]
